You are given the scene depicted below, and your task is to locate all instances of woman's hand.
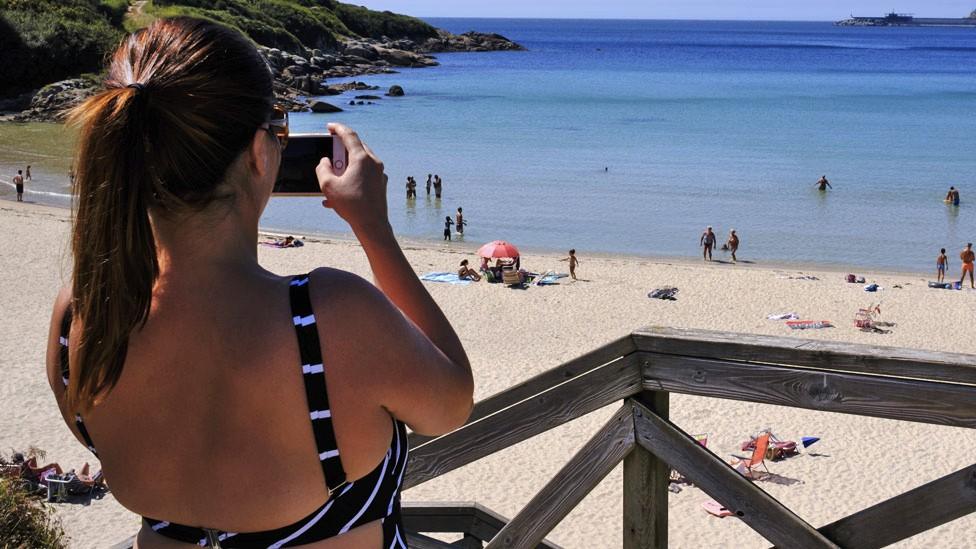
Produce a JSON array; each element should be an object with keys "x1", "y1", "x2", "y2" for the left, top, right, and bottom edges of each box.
[{"x1": 316, "y1": 123, "x2": 389, "y2": 235}]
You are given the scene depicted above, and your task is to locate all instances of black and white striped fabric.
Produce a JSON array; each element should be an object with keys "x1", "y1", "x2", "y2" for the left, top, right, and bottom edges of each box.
[{"x1": 60, "y1": 273, "x2": 410, "y2": 548}]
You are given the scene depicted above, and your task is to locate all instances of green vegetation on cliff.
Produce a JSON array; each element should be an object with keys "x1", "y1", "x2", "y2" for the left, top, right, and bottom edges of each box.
[{"x1": 0, "y1": 0, "x2": 439, "y2": 97}]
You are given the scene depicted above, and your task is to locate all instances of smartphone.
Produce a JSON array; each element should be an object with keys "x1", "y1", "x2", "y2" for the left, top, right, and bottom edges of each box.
[{"x1": 273, "y1": 133, "x2": 347, "y2": 195}]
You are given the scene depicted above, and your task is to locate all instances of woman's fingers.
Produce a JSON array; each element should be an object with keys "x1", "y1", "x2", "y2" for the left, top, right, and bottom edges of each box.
[{"x1": 328, "y1": 123, "x2": 365, "y2": 154}]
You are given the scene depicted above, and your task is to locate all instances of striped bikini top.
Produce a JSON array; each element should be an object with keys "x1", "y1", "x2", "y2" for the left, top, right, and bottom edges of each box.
[{"x1": 59, "y1": 274, "x2": 410, "y2": 548}]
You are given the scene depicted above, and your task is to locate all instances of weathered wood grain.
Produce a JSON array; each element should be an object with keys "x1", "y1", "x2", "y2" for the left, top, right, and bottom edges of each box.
[
  {"x1": 486, "y1": 404, "x2": 636, "y2": 549},
  {"x1": 405, "y1": 531, "x2": 459, "y2": 549},
  {"x1": 810, "y1": 464, "x2": 976, "y2": 549},
  {"x1": 405, "y1": 355, "x2": 642, "y2": 490},
  {"x1": 640, "y1": 354, "x2": 976, "y2": 428},
  {"x1": 402, "y1": 502, "x2": 562, "y2": 549},
  {"x1": 623, "y1": 392, "x2": 669, "y2": 549},
  {"x1": 409, "y1": 336, "x2": 637, "y2": 447},
  {"x1": 633, "y1": 327, "x2": 976, "y2": 386},
  {"x1": 631, "y1": 399, "x2": 839, "y2": 549}
]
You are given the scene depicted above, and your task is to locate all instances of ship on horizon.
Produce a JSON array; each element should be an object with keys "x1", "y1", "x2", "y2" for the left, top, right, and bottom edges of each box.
[{"x1": 836, "y1": 10, "x2": 976, "y2": 27}]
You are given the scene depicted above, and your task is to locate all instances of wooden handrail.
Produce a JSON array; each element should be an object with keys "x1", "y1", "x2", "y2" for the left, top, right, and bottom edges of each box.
[{"x1": 401, "y1": 328, "x2": 976, "y2": 548}]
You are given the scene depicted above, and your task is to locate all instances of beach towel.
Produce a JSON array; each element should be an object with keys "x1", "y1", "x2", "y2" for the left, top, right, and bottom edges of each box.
[
  {"x1": 928, "y1": 281, "x2": 951, "y2": 289},
  {"x1": 767, "y1": 312, "x2": 799, "y2": 320},
  {"x1": 786, "y1": 320, "x2": 832, "y2": 330},
  {"x1": 420, "y1": 272, "x2": 473, "y2": 285}
]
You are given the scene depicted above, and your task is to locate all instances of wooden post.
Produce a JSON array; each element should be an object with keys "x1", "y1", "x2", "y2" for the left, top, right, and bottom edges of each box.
[{"x1": 623, "y1": 390, "x2": 669, "y2": 549}]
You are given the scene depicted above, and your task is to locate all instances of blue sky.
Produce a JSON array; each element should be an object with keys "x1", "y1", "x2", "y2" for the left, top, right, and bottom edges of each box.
[{"x1": 352, "y1": 1, "x2": 976, "y2": 21}]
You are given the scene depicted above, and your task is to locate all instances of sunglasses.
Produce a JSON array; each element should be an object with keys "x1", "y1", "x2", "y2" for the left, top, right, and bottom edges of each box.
[{"x1": 265, "y1": 105, "x2": 289, "y2": 150}]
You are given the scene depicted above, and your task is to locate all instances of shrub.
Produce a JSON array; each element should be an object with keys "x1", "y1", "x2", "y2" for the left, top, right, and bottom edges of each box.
[{"x1": 0, "y1": 449, "x2": 67, "y2": 549}]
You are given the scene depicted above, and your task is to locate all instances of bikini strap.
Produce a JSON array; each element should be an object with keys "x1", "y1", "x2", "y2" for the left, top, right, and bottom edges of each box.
[
  {"x1": 289, "y1": 274, "x2": 347, "y2": 492},
  {"x1": 58, "y1": 306, "x2": 99, "y2": 456}
]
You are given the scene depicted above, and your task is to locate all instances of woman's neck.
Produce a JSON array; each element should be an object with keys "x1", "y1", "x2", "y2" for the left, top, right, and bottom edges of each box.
[{"x1": 151, "y1": 207, "x2": 264, "y2": 283}]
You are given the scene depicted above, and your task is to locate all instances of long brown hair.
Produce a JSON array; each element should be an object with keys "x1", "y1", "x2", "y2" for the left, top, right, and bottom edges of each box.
[{"x1": 66, "y1": 17, "x2": 273, "y2": 411}]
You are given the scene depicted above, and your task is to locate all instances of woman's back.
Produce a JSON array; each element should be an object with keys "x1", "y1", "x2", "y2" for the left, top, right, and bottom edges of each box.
[{"x1": 49, "y1": 17, "x2": 473, "y2": 547}]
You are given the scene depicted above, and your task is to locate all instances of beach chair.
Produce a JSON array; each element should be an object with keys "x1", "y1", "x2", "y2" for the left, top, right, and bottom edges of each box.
[
  {"x1": 730, "y1": 432, "x2": 770, "y2": 479},
  {"x1": 502, "y1": 268, "x2": 523, "y2": 287}
]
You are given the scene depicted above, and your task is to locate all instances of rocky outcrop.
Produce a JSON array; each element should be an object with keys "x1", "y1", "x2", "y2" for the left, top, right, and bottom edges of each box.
[
  {"x1": 3, "y1": 29, "x2": 523, "y2": 121},
  {"x1": 419, "y1": 30, "x2": 526, "y2": 53},
  {"x1": 2, "y1": 78, "x2": 99, "y2": 122},
  {"x1": 309, "y1": 100, "x2": 342, "y2": 113}
]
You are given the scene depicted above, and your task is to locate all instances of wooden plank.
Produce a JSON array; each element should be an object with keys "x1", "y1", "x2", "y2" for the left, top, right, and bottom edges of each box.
[
  {"x1": 633, "y1": 327, "x2": 976, "y2": 386},
  {"x1": 107, "y1": 536, "x2": 135, "y2": 549},
  {"x1": 407, "y1": 531, "x2": 460, "y2": 549},
  {"x1": 641, "y1": 354, "x2": 976, "y2": 428},
  {"x1": 623, "y1": 392, "x2": 669, "y2": 549},
  {"x1": 402, "y1": 502, "x2": 562, "y2": 549},
  {"x1": 631, "y1": 399, "x2": 839, "y2": 549},
  {"x1": 810, "y1": 464, "x2": 976, "y2": 549},
  {"x1": 410, "y1": 336, "x2": 637, "y2": 447},
  {"x1": 486, "y1": 403, "x2": 636, "y2": 549},
  {"x1": 405, "y1": 355, "x2": 642, "y2": 490}
]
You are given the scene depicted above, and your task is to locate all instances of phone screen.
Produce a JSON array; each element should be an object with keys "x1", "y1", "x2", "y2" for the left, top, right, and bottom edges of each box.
[{"x1": 273, "y1": 134, "x2": 334, "y2": 195}]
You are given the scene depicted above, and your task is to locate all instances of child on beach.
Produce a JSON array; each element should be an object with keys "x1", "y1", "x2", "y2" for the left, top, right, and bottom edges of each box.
[
  {"x1": 443, "y1": 216, "x2": 454, "y2": 241},
  {"x1": 25, "y1": 165, "x2": 32, "y2": 181},
  {"x1": 561, "y1": 249, "x2": 580, "y2": 280},
  {"x1": 937, "y1": 248, "x2": 948, "y2": 283}
]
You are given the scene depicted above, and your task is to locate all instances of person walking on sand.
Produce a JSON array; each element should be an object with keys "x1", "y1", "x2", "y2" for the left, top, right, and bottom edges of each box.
[
  {"x1": 561, "y1": 249, "x2": 580, "y2": 280},
  {"x1": 443, "y1": 215, "x2": 454, "y2": 241},
  {"x1": 946, "y1": 186, "x2": 960, "y2": 206},
  {"x1": 961, "y1": 243, "x2": 975, "y2": 289},
  {"x1": 426, "y1": 174, "x2": 432, "y2": 196},
  {"x1": 13, "y1": 169, "x2": 25, "y2": 202},
  {"x1": 700, "y1": 226, "x2": 715, "y2": 261},
  {"x1": 455, "y1": 207, "x2": 466, "y2": 235},
  {"x1": 69, "y1": 164, "x2": 75, "y2": 184},
  {"x1": 458, "y1": 259, "x2": 481, "y2": 281},
  {"x1": 25, "y1": 165, "x2": 32, "y2": 181},
  {"x1": 815, "y1": 175, "x2": 832, "y2": 191},
  {"x1": 726, "y1": 229, "x2": 739, "y2": 263},
  {"x1": 433, "y1": 174, "x2": 442, "y2": 198}
]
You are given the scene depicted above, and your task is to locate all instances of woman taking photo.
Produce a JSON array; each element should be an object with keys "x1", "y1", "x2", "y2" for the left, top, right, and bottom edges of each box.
[{"x1": 46, "y1": 18, "x2": 473, "y2": 548}]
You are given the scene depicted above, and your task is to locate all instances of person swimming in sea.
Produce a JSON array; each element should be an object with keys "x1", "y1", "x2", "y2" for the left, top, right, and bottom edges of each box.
[{"x1": 815, "y1": 175, "x2": 832, "y2": 191}]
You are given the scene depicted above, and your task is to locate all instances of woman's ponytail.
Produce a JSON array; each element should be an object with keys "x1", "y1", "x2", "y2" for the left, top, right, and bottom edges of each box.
[
  {"x1": 66, "y1": 85, "x2": 159, "y2": 411},
  {"x1": 64, "y1": 19, "x2": 273, "y2": 411}
]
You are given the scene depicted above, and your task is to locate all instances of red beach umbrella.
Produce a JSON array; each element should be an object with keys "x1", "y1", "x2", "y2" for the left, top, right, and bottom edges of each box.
[{"x1": 478, "y1": 240, "x2": 520, "y2": 259}]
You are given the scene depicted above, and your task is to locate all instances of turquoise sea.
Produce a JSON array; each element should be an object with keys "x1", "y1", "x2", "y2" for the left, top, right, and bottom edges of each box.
[{"x1": 9, "y1": 19, "x2": 976, "y2": 271}]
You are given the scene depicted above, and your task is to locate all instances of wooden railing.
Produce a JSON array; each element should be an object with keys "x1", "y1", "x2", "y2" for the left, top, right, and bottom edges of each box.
[{"x1": 402, "y1": 327, "x2": 976, "y2": 548}]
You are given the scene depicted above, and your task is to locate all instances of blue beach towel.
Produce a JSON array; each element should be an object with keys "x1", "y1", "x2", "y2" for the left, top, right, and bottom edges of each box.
[{"x1": 420, "y1": 272, "x2": 473, "y2": 285}]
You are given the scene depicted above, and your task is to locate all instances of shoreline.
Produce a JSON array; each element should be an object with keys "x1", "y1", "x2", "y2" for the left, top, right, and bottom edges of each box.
[{"x1": 4, "y1": 197, "x2": 942, "y2": 279}]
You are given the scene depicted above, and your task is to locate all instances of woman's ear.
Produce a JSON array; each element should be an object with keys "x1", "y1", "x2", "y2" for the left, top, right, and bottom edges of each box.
[{"x1": 248, "y1": 128, "x2": 272, "y2": 178}]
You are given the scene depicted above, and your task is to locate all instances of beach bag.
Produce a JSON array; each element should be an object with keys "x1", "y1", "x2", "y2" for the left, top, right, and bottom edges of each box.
[{"x1": 846, "y1": 274, "x2": 856, "y2": 283}]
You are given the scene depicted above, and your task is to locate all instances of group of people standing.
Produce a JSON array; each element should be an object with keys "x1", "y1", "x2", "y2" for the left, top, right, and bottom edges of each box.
[
  {"x1": 406, "y1": 174, "x2": 443, "y2": 198},
  {"x1": 936, "y1": 243, "x2": 975, "y2": 289},
  {"x1": 700, "y1": 226, "x2": 739, "y2": 263}
]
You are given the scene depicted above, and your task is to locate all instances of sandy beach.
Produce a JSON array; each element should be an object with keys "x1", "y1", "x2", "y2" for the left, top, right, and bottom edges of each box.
[{"x1": 1, "y1": 200, "x2": 974, "y2": 548}]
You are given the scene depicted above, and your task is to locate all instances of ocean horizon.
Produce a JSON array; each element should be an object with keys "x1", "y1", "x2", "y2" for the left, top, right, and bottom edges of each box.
[{"x1": 3, "y1": 18, "x2": 976, "y2": 272}]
